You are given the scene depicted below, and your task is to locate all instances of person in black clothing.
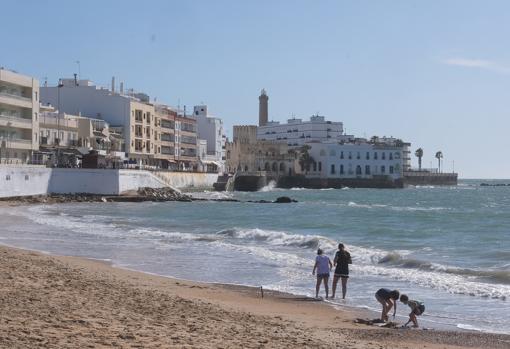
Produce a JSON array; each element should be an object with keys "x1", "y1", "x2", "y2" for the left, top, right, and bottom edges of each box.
[
  {"x1": 331, "y1": 243, "x2": 352, "y2": 299},
  {"x1": 375, "y1": 288, "x2": 400, "y2": 321}
]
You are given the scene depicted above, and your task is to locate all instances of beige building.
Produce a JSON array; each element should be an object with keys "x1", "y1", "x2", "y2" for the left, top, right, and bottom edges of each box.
[
  {"x1": 154, "y1": 104, "x2": 176, "y2": 169},
  {"x1": 226, "y1": 125, "x2": 297, "y2": 175},
  {"x1": 0, "y1": 68, "x2": 39, "y2": 164}
]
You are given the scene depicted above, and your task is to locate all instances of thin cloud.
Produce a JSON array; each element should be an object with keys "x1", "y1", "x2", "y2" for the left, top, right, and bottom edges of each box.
[{"x1": 442, "y1": 58, "x2": 510, "y2": 74}]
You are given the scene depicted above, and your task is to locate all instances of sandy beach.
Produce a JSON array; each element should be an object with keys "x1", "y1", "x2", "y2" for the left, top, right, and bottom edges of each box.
[{"x1": 0, "y1": 245, "x2": 508, "y2": 349}]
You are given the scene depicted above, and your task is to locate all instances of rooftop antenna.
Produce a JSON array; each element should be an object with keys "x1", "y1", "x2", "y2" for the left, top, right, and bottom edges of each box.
[
  {"x1": 42, "y1": 76, "x2": 48, "y2": 87},
  {"x1": 75, "y1": 60, "x2": 81, "y2": 79},
  {"x1": 177, "y1": 98, "x2": 181, "y2": 110}
]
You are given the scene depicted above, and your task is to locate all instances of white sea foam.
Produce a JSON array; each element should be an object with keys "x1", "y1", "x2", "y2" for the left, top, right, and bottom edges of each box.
[{"x1": 259, "y1": 180, "x2": 279, "y2": 192}]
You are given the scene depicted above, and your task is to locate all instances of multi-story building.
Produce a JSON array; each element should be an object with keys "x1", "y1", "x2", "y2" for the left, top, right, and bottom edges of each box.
[
  {"x1": 305, "y1": 139, "x2": 407, "y2": 181},
  {"x1": 257, "y1": 115, "x2": 349, "y2": 147},
  {"x1": 193, "y1": 105, "x2": 225, "y2": 172},
  {"x1": 0, "y1": 68, "x2": 39, "y2": 164},
  {"x1": 154, "y1": 104, "x2": 176, "y2": 169},
  {"x1": 175, "y1": 111, "x2": 198, "y2": 170},
  {"x1": 40, "y1": 78, "x2": 156, "y2": 166},
  {"x1": 39, "y1": 105, "x2": 79, "y2": 148}
]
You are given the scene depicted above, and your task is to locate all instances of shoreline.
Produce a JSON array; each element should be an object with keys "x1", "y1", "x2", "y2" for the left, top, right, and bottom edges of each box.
[{"x1": 1, "y1": 244, "x2": 509, "y2": 348}]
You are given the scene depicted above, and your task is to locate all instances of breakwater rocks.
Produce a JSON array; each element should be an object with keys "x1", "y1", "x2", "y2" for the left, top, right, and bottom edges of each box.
[
  {"x1": 1, "y1": 190, "x2": 297, "y2": 205},
  {"x1": 137, "y1": 187, "x2": 192, "y2": 202},
  {"x1": 480, "y1": 183, "x2": 510, "y2": 187}
]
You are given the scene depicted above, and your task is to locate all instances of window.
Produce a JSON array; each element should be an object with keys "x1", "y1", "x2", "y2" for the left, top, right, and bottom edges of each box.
[
  {"x1": 365, "y1": 165, "x2": 371, "y2": 175},
  {"x1": 366, "y1": 152, "x2": 370, "y2": 160},
  {"x1": 389, "y1": 153, "x2": 393, "y2": 160},
  {"x1": 340, "y1": 164, "x2": 344, "y2": 175},
  {"x1": 374, "y1": 152, "x2": 378, "y2": 160},
  {"x1": 357, "y1": 152, "x2": 360, "y2": 159},
  {"x1": 318, "y1": 162, "x2": 322, "y2": 172},
  {"x1": 35, "y1": 91, "x2": 38, "y2": 101},
  {"x1": 331, "y1": 164, "x2": 335, "y2": 174},
  {"x1": 382, "y1": 152, "x2": 386, "y2": 160},
  {"x1": 356, "y1": 165, "x2": 362, "y2": 175},
  {"x1": 34, "y1": 112, "x2": 37, "y2": 121},
  {"x1": 313, "y1": 161, "x2": 317, "y2": 172},
  {"x1": 25, "y1": 175, "x2": 29, "y2": 180},
  {"x1": 6, "y1": 175, "x2": 11, "y2": 180},
  {"x1": 381, "y1": 165, "x2": 386, "y2": 173},
  {"x1": 389, "y1": 166, "x2": 394, "y2": 174},
  {"x1": 348, "y1": 152, "x2": 352, "y2": 159},
  {"x1": 340, "y1": 151, "x2": 344, "y2": 159}
]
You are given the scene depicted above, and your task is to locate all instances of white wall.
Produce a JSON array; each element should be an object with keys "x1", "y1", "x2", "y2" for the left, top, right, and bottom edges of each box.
[
  {"x1": 49, "y1": 169, "x2": 120, "y2": 195},
  {"x1": 0, "y1": 166, "x2": 51, "y2": 197},
  {"x1": 1, "y1": 167, "x2": 177, "y2": 198},
  {"x1": 118, "y1": 170, "x2": 166, "y2": 194},
  {"x1": 154, "y1": 171, "x2": 218, "y2": 189}
]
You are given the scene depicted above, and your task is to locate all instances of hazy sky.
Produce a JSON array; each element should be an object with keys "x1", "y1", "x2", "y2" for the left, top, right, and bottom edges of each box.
[{"x1": 3, "y1": 0, "x2": 509, "y2": 178}]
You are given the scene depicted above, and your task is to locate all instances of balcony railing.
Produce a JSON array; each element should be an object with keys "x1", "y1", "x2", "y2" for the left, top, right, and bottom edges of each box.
[
  {"x1": 0, "y1": 114, "x2": 32, "y2": 124},
  {"x1": 0, "y1": 91, "x2": 32, "y2": 103}
]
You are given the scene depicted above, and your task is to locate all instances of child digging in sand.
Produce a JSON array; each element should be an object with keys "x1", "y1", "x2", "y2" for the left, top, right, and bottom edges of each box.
[{"x1": 400, "y1": 294, "x2": 425, "y2": 328}]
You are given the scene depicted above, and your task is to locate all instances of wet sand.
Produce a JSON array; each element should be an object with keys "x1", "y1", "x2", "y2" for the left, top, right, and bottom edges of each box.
[{"x1": 0, "y1": 245, "x2": 509, "y2": 348}]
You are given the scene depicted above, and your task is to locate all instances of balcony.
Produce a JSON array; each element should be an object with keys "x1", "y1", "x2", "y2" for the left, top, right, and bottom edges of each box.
[
  {"x1": 0, "y1": 92, "x2": 32, "y2": 109},
  {"x1": 2, "y1": 138, "x2": 33, "y2": 150},
  {"x1": 0, "y1": 114, "x2": 33, "y2": 129}
]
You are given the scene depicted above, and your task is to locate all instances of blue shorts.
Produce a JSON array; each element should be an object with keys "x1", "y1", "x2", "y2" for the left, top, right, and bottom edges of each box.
[{"x1": 317, "y1": 273, "x2": 330, "y2": 278}]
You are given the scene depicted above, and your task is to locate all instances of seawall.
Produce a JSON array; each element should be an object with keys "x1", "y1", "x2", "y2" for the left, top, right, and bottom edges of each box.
[
  {"x1": 403, "y1": 172, "x2": 458, "y2": 186},
  {"x1": 0, "y1": 166, "x2": 217, "y2": 198}
]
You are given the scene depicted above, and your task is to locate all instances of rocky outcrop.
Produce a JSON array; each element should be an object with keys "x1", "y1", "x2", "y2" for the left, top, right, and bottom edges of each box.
[{"x1": 137, "y1": 187, "x2": 192, "y2": 202}]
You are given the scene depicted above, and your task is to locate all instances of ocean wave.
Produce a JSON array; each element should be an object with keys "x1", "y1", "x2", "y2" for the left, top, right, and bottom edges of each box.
[
  {"x1": 377, "y1": 252, "x2": 510, "y2": 285},
  {"x1": 216, "y1": 228, "x2": 337, "y2": 250}
]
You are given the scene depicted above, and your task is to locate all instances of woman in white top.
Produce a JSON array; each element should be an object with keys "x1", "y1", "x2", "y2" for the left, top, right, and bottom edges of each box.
[{"x1": 312, "y1": 248, "x2": 333, "y2": 298}]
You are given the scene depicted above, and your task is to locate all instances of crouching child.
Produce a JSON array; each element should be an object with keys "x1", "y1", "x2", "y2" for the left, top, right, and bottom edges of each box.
[{"x1": 400, "y1": 294, "x2": 425, "y2": 328}]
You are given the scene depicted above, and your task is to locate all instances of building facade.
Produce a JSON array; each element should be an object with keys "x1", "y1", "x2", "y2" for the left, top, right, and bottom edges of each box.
[
  {"x1": 40, "y1": 78, "x2": 199, "y2": 169},
  {"x1": 193, "y1": 105, "x2": 225, "y2": 172},
  {"x1": 226, "y1": 125, "x2": 296, "y2": 175},
  {"x1": 0, "y1": 68, "x2": 39, "y2": 164},
  {"x1": 305, "y1": 140, "x2": 406, "y2": 181},
  {"x1": 257, "y1": 115, "x2": 348, "y2": 147}
]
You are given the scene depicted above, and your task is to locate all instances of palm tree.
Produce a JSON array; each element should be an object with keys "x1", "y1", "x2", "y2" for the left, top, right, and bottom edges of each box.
[
  {"x1": 435, "y1": 151, "x2": 443, "y2": 173},
  {"x1": 415, "y1": 148, "x2": 423, "y2": 171},
  {"x1": 298, "y1": 144, "x2": 314, "y2": 174}
]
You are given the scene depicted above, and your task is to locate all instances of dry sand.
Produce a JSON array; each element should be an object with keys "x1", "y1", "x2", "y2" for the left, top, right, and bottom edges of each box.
[{"x1": 0, "y1": 245, "x2": 509, "y2": 349}]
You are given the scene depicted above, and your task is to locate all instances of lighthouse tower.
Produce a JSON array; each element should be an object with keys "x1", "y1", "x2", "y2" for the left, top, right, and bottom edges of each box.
[{"x1": 258, "y1": 89, "x2": 268, "y2": 126}]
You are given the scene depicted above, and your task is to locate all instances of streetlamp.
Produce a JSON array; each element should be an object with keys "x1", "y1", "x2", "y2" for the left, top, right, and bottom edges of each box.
[{"x1": 56, "y1": 79, "x2": 64, "y2": 167}]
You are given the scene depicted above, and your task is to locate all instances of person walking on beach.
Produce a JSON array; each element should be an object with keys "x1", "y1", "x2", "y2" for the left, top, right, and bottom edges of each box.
[
  {"x1": 400, "y1": 294, "x2": 425, "y2": 328},
  {"x1": 312, "y1": 248, "x2": 333, "y2": 299},
  {"x1": 331, "y1": 243, "x2": 352, "y2": 299},
  {"x1": 375, "y1": 288, "x2": 400, "y2": 321}
]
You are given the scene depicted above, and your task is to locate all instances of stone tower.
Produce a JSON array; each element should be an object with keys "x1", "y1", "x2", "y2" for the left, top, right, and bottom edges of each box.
[{"x1": 258, "y1": 89, "x2": 268, "y2": 126}]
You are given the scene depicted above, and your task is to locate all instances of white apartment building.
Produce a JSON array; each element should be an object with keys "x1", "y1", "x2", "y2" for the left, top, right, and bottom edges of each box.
[
  {"x1": 306, "y1": 140, "x2": 405, "y2": 180},
  {"x1": 40, "y1": 78, "x2": 157, "y2": 165},
  {"x1": 193, "y1": 105, "x2": 225, "y2": 172},
  {"x1": 0, "y1": 68, "x2": 39, "y2": 164},
  {"x1": 257, "y1": 115, "x2": 349, "y2": 147}
]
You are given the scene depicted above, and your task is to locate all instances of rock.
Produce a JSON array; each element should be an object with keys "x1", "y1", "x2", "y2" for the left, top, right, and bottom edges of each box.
[{"x1": 274, "y1": 196, "x2": 297, "y2": 203}]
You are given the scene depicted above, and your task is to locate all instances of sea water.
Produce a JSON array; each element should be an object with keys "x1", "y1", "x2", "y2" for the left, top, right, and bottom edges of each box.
[{"x1": 1, "y1": 179, "x2": 509, "y2": 334}]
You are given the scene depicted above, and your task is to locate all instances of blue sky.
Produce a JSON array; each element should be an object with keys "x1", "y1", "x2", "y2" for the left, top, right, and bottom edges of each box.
[{"x1": 3, "y1": 0, "x2": 510, "y2": 178}]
